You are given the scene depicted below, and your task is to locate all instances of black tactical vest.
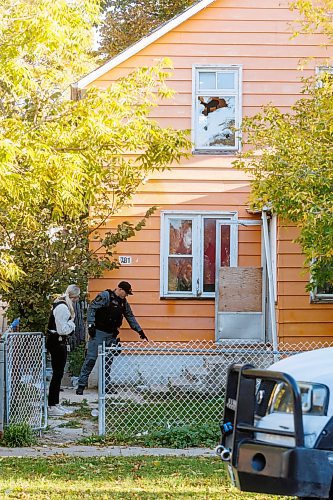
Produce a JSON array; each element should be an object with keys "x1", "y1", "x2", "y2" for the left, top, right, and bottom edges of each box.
[
  {"x1": 95, "y1": 290, "x2": 126, "y2": 334},
  {"x1": 47, "y1": 300, "x2": 67, "y2": 332}
]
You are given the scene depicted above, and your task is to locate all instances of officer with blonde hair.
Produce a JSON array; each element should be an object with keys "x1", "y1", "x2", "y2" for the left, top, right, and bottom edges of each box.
[{"x1": 47, "y1": 284, "x2": 80, "y2": 416}]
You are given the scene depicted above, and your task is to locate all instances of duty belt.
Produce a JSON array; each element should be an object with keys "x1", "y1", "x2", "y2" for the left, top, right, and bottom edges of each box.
[{"x1": 47, "y1": 329, "x2": 69, "y2": 343}]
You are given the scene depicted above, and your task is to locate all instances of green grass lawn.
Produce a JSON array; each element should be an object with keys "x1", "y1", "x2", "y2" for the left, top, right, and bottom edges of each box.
[
  {"x1": 0, "y1": 456, "x2": 290, "y2": 499},
  {"x1": 105, "y1": 395, "x2": 224, "y2": 434}
]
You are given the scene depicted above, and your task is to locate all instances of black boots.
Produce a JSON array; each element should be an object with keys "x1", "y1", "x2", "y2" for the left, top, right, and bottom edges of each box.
[{"x1": 76, "y1": 385, "x2": 85, "y2": 395}]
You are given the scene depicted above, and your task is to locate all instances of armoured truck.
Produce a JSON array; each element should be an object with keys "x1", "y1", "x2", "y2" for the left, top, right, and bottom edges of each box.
[{"x1": 216, "y1": 348, "x2": 333, "y2": 499}]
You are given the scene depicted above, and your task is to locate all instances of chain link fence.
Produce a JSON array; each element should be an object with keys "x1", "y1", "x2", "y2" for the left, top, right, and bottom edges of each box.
[
  {"x1": 98, "y1": 339, "x2": 333, "y2": 436},
  {"x1": 0, "y1": 332, "x2": 47, "y2": 432}
]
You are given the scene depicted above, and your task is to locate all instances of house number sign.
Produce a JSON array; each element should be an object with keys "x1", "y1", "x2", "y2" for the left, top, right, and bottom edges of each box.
[{"x1": 119, "y1": 256, "x2": 132, "y2": 264}]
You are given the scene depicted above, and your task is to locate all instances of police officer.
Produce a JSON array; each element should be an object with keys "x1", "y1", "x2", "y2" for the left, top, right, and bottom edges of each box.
[
  {"x1": 47, "y1": 284, "x2": 80, "y2": 415},
  {"x1": 76, "y1": 281, "x2": 148, "y2": 395}
]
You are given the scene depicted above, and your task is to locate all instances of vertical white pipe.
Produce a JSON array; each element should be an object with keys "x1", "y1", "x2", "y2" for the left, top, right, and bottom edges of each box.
[{"x1": 262, "y1": 210, "x2": 278, "y2": 352}]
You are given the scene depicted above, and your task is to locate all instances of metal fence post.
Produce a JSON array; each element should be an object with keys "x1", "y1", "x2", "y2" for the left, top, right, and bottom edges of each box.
[
  {"x1": 42, "y1": 335, "x2": 48, "y2": 429},
  {"x1": 98, "y1": 342, "x2": 106, "y2": 436},
  {"x1": 0, "y1": 338, "x2": 5, "y2": 436}
]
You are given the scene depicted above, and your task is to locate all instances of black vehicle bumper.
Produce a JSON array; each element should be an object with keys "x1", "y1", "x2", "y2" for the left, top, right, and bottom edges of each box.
[{"x1": 232, "y1": 442, "x2": 333, "y2": 498}]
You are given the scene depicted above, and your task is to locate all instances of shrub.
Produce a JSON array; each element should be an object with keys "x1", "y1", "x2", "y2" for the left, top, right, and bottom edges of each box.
[
  {"x1": 3, "y1": 423, "x2": 36, "y2": 447},
  {"x1": 68, "y1": 343, "x2": 86, "y2": 376},
  {"x1": 79, "y1": 422, "x2": 220, "y2": 448}
]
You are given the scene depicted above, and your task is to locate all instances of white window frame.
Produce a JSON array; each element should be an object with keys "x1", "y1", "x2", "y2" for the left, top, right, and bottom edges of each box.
[
  {"x1": 315, "y1": 65, "x2": 333, "y2": 87},
  {"x1": 310, "y1": 285, "x2": 333, "y2": 303},
  {"x1": 191, "y1": 64, "x2": 242, "y2": 153},
  {"x1": 309, "y1": 257, "x2": 333, "y2": 303},
  {"x1": 160, "y1": 211, "x2": 238, "y2": 298}
]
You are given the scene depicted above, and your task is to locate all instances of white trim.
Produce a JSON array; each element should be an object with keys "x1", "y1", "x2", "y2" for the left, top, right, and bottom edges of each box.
[
  {"x1": 160, "y1": 211, "x2": 238, "y2": 298},
  {"x1": 310, "y1": 288, "x2": 333, "y2": 303},
  {"x1": 192, "y1": 64, "x2": 242, "y2": 152},
  {"x1": 262, "y1": 210, "x2": 278, "y2": 352},
  {"x1": 161, "y1": 210, "x2": 238, "y2": 216},
  {"x1": 73, "y1": 0, "x2": 217, "y2": 89},
  {"x1": 159, "y1": 214, "x2": 166, "y2": 297},
  {"x1": 269, "y1": 215, "x2": 277, "y2": 302},
  {"x1": 191, "y1": 65, "x2": 196, "y2": 149},
  {"x1": 309, "y1": 257, "x2": 333, "y2": 303},
  {"x1": 315, "y1": 65, "x2": 333, "y2": 75},
  {"x1": 315, "y1": 65, "x2": 333, "y2": 88}
]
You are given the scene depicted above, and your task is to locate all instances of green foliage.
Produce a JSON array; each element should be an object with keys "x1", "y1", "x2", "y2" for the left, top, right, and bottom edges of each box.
[
  {"x1": 0, "y1": 1, "x2": 191, "y2": 330},
  {"x1": 58, "y1": 420, "x2": 83, "y2": 429},
  {"x1": 291, "y1": 0, "x2": 333, "y2": 42},
  {"x1": 79, "y1": 421, "x2": 220, "y2": 448},
  {"x1": 98, "y1": 0, "x2": 195, "y2": 58},
  {"x1": 2, "y1": 423, "x2": 36, "y2": 447},
  {"x1": 134, "y1": 422, "x2": 219, "y2": 448},
  {"x1": 105, "y1": 395, "x2": 224, "y2": 435},
  {"x1": 0, "y1": 456, "x2": 238, "y2": 500},
  {"x1": 68, "y1": 343, "x2": 86, "y2": 377},
  {"x1": 71, "y1": 399, "x2": 93, "y2": 419},
  {"x1": 234, "y1": 74, "x2": 333, "y2": 289}
]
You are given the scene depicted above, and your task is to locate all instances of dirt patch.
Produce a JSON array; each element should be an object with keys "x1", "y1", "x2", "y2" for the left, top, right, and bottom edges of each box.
[{"x1": 40, "y1": 386, "x2": 99, "y2": 445}]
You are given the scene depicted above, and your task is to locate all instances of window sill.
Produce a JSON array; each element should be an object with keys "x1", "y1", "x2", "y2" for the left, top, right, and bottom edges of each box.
[
  {"x1": 192, "y1": 149, "x2": 239, "y2": 156},
  {"x1": 160, "y1": 295, "x2": 215, "y2": 300},
  {"x1": 310, "y1": 296, "x2": 333, "y2": 304}
]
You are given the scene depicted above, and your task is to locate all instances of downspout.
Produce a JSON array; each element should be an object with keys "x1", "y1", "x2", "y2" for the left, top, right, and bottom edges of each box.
[{"x1": 262, "y1": 208, "x2": 278, "y2": 353}]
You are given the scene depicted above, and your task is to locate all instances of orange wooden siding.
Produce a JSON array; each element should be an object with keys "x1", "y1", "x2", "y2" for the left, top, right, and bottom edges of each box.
[
  {"x1": 86, "y1": 0, "x2": 333, "y2": 343},
  {"x1": 277, "y1": 223, "x2": 333, "y2": 344}
]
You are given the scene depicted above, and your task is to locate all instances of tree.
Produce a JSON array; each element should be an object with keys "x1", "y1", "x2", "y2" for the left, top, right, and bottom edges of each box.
[
  {"x1": 235, "y1": 0, "x2": 333, "y2": 290},
  {"x1": 235, "y1": 75, "x2": 333, "y2": 290},
  {"x1": 0, "y1": 0, "x2": 191, "y2": 330},
  {"x1": 291, "y1": 0, "x2": 333, "y2": 42},
  {"x1": 98, "y1": 0, "x2": 195, "y2": 59}
]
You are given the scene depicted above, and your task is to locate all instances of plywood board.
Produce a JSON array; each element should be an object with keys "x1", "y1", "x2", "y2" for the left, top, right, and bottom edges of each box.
[{"x1": 218, "y1": 267, "x2": 262, "y2": 312}]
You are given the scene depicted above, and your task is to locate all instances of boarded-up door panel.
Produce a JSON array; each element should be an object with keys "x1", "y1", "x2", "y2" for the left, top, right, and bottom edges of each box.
[{"x1": 216, "y1": 266, "x2": 264, "y2": 342}]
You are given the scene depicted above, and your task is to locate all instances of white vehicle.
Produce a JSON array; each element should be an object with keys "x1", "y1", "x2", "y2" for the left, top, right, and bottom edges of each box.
[{"x1": 216, "y1": 348, "x2": 333, "y2": 499}]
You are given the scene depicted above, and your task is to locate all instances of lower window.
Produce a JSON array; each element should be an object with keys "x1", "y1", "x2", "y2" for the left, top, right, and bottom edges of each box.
[{"x1": 160, "y1": 211, "x2": 237, "y2": 298}]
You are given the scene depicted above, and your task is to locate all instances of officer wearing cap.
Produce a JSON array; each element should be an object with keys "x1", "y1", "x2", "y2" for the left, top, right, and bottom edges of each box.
[{"x1": 76, "y1": 281, "x2": 148, "y2": 395}]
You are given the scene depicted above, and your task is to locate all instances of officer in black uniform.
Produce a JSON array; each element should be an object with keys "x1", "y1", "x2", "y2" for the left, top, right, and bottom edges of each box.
[{"x1": 76, "y1": 281, "x2": 148, "y2": 395}]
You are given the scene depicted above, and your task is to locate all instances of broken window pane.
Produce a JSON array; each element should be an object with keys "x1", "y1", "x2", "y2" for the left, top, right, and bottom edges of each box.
[
  {"x1": 220, "y1": 224, "x2": 231, "y2": 267},
  {"x1": 168, "y1": 257, "x2": 193, "y2": 292},
  {"x1": 169, "y1": 219, "x2": 192, "y2": 255},
  {"x1": 196, "y1": 96, "x2": 235, "y2": 148},
  {"x1": 203, "y1": 219, "x2": 231, "y2": 293},
  {"x1": 203, "y1": 219, "x2": 216, "y2": 293}
]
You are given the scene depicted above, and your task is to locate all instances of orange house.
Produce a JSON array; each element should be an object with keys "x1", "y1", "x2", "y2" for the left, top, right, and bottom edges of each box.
[{"x1": 72, "y1": 0, "x2": 333, "y2": 346}]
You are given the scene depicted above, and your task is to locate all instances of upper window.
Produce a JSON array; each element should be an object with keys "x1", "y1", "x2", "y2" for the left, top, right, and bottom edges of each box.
[
  {"x1": 193, "y1": 65, "x2": 242, "y2": 153},
  {"x1": 160, "y1": 211, "x2": 237, "y2": 298}
]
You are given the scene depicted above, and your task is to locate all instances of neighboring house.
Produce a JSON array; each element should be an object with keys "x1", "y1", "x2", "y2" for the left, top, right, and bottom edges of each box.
[{"x1": 72, "y1": 0, "x2": 333, "y2": 346}]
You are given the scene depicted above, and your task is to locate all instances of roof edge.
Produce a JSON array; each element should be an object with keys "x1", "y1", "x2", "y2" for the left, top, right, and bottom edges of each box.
[{"x1": 73, "y1": 0, "x2": 216, "y2": 89}]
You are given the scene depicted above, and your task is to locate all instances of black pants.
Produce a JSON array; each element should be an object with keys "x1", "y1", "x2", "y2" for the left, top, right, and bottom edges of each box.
[{"x1": 47, "y1": 335, "x2": 67, "y2": 406}]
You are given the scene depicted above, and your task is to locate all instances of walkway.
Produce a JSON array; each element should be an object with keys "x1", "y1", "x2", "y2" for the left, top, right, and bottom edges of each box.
[
  {"x1": 0, "y1": 445, "x2": 214, "y2": 458},
  {"x1": 1, "y1": 386, "x2": 216, "y2": 458}
]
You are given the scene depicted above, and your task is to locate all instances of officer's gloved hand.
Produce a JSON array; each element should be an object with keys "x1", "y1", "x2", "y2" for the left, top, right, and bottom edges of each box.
[
  {"x1": 138, "y1": 330, "x2": 148, "y2": 341},
  {"x1": 88, "y1": 324, "x2": 96, "y2": 338}
]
